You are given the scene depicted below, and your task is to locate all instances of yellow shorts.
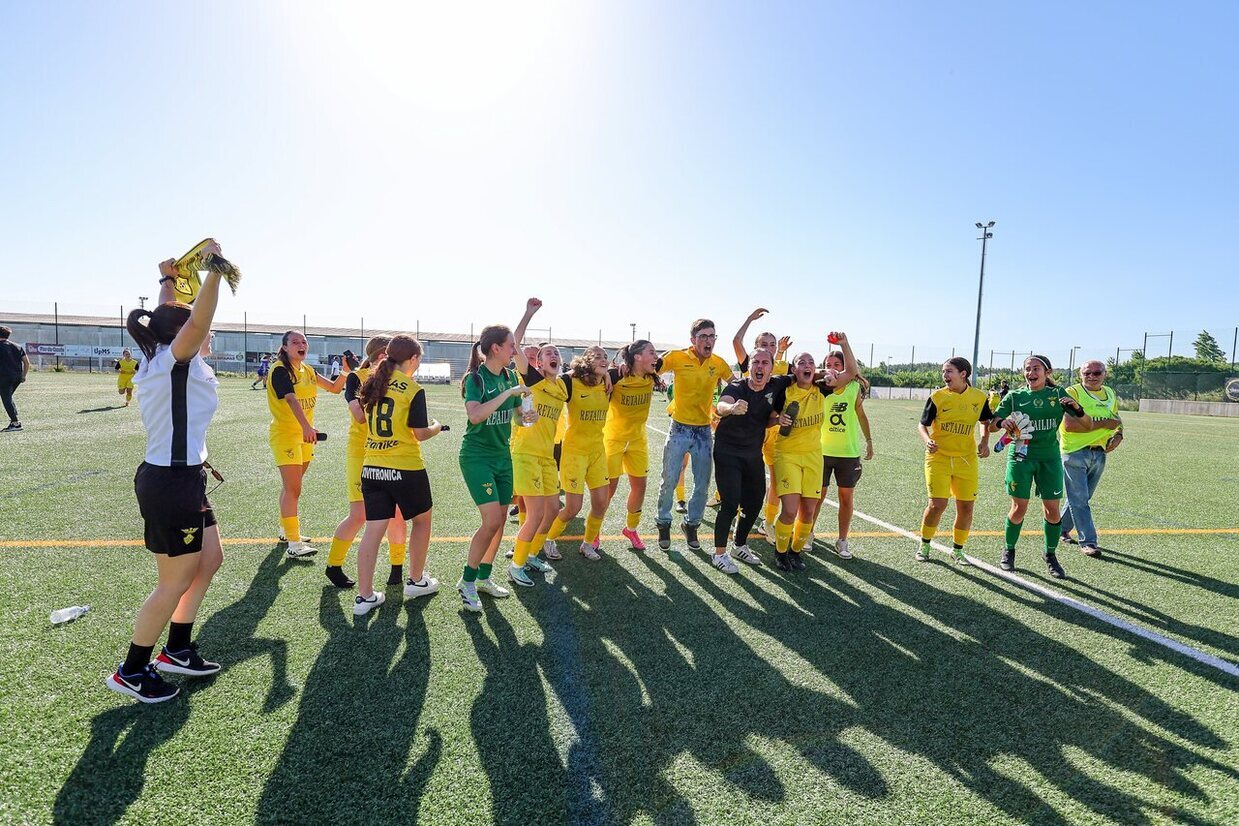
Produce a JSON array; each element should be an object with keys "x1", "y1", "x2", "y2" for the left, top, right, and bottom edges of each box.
[
  {"x1": 271, "y1": 432, "x2": 316, "y2": 467},
  {"x1": 346, "y1": 450, "x2": 364, "y2": 503},
  {"x1": 605, "y1": 436, "x2": 649, "y2": 479},
  {"x1": 774, "y1": 452, "x2": 823, "y2": 499},
  {"x1": 925, "y1": 452, "x2": 979, "y2": 501},
  {"x1": 762, "y1": 427, "x2": 777, "y2": 467},
  {"x1": 117, "y1": 375, "x2": 134, "y2": 391},
  {"x1": 561, "y1": 446, "x2": 609, "y2": 494},
  {"x1": 513, "y1": 453, "x2": 559, "y2": 497}
]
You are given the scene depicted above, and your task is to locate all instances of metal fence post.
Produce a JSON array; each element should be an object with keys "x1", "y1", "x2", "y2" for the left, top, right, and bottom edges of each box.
[
  {"x1": 54, "y1": 301, "x2": 60, "y2": 369},
  {"x1": 243, "y1": 312, "x2": 249, "y2": 377}
]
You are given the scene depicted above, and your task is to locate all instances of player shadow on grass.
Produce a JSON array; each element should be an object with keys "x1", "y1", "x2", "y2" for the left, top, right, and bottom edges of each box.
[
  {"x1": 503, "y1": 555, "x2": 887, "y2": 825},
  {"x1": 255, "y1": 588, "x2": 441, "y2": 824},
  {"x1": 684, "y1": 552, "x2": 1237, "y2": 825},
  {"x1": 52, "y1": 547, "x2": 298, "y2": 825}
]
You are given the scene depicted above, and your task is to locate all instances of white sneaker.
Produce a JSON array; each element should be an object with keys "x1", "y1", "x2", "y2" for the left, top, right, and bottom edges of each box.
[
  {"x1": 579, "y1": 541, "x2": 601, "y2": 561},
  {"x1": 836, "y1": 538, "x2": 852, "y2": 560},
  {"x1": 543, "y1": 539, "x2": 562, "y2": 560},
  {"x1": 476, "y1": 577, "x2": 511, "y2": 598},
  {"x1": 525, "y1": 555, "x2": 553, "y2": 573},
  {"x1": 457, "y1": 579, "x2": 482, "y2": 612},
  {"x1": 800, "y1": 532, "x2": 815, "y2": 552},
  {"x1": 732, "y1": 545, "x2": 762, "y2": 566},
  {"x1": 404, "y1": 576, "x2": 440, "y2": 599},
  {"x1": 353, "y1": 591, "x2": 386, "y2": 616},
  {"x1": 762, "y1": 520, "x2": 776, "y2": 544},
  {"x1": 711, "y1": 551, "x2": 739, "y2": 575},
  {"x1": 286, "y1": 540, "x2": 318, "y2": 558},
  {"x1": 504, "y1": 546, "x2": 515, "y2": 559},
  {"x1": 508, "y1": 564, "x2": 534, "y2": 587},
  {"x1": 278, "y1": 532, "x2": 314, "y2": 543}
]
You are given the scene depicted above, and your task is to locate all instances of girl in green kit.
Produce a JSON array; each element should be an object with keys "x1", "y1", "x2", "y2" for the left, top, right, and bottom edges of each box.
[
  {"x1": 455, "y1": 305, "x2": 537, "y2": 612},
  {"x1": 989, "y1": 355, "x2": 1085, "y2": 579}
]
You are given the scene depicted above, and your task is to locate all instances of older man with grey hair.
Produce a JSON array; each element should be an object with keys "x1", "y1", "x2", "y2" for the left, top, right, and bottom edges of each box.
[{"x1": 1058, "y1": 359, "x2": 1123, "y2": 557}]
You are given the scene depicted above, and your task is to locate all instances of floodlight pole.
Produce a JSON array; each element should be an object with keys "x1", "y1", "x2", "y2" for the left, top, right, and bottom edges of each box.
[{"x1": 971, "y1": 221, "x2": 995, "y2": 379}]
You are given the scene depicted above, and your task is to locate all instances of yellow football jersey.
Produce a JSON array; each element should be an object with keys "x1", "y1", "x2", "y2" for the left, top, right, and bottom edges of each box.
[
  {"x1": 363, "y1": 372, "x2": 427, "y2": 471},
  {"x1": 116, "y1": 357, "x2": 139, "y2": 376},
  {"x1": 267, "y1": 361, "x2": 319, "y2": 434},
  {"x1": 511, "y1": 368, "x2": 567, "y2": 459},
  {"x1": 562, "y1": 375, "x2": 609, "y2": 453},
  {"x1": 774, "y1": 382, "x2": 829, "y2": 457},
  {"x1": 659, "y1": 348, "x2": 731, "y2": 427},
  {"x1": 605, "y1": 373, "x2": 656, "y2": 442},
  {"x1": 346, "y1": 366, "x2": 372, "y2": 456},
  {"x1": 921, "y1": 385, "x2": 992, "y2": 457}
]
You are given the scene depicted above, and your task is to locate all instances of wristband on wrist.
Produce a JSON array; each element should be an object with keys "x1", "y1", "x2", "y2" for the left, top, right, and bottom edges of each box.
[{"x1": 159, "y1": 275, "x2": 174, "y2": 284}]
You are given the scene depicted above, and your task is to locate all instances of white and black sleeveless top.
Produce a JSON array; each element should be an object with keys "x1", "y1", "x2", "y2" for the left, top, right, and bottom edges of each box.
[{"x1": 133, "y1": 345, "x2": 219, "y2": 467}]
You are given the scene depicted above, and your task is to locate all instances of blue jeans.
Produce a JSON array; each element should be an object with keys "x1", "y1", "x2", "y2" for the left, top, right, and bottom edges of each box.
[
  {"x1": 1061, "y1": 448, "x2": 1107, "y2": 546},
  {"x1": 656, "y1": 422, "x2": 713, "y2": 527}
]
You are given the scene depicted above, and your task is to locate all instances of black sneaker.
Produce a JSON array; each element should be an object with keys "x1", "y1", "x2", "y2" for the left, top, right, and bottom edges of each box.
[
  {"x1": 387, "y1": 564, "x2": 403, "y2": 585},
  {"x1": 1045, "y1": 554, "x2": 1066, "y2": 579},
  {"x1": 789, "y1": 552, "x2": 806, "y2": 571},
  {"x1": 1000, "y1": 548, "x2": 1015, "y2": 571},
  {"x1": 657, "y1": 523, "x2": 672, "y2": 551},
  {"x1": 682, "y1": 524, "x2": 701, "y2": 551},
  {"x1": 325, "y1": 565, "x2": 356, "y2": 588},
  {"x1": 1, "y1": 422, "x2": 20, "y2": 433},
  {"x1": 508, "y1": 504, "x2": 520, "y2": 517},
  {"x1": 674, "y1": 500, "x2": 687, "y2": 514},
  {"x1": 106, "y1": 663, "x2": 180, "y2": 703},
  {"x1": 154, "y1": 642, "x2": 221, "y2": 677},
  {"x1": 775, "y1": 552, "x2": 791, "y2": 572},
  {"x1": 1060, "y1": 532, "x2": 1077, "y2": 545}
]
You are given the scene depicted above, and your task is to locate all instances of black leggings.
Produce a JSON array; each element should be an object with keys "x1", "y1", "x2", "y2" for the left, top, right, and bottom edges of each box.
[
  {"x1": 0, "y1": 381, "x2": 17, "y2": 423},
  {"x1": 713, "y1": 449, "x2": 766, "y2": 549}
]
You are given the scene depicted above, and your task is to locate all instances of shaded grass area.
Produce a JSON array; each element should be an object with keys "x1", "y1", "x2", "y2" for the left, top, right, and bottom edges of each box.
[{"x1": 1, "y1": 372, "x2": 1237, "y2": 824}]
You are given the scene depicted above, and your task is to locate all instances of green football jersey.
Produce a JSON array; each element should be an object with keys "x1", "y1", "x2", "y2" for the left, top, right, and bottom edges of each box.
[
  {"x1": 461, "y1": 364, "x2": 521, "y2": 459},
  {"x1": 993, "y1": 386, "x2": 1078, "y2": 460}
]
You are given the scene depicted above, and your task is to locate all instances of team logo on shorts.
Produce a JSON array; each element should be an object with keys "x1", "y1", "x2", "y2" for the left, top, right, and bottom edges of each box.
[
  {"x1": 181, "y1": 527, "x2": 199, "y2": 545},
  {"x1": 285, "y1": 449, "x2": 295, "y2": 459},
  {"x1": 483, "y1": 483, "x2": 493, "y2": 495}
]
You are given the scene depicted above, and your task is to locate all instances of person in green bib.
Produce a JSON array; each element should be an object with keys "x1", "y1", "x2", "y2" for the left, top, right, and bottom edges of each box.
[
  {"x1": 456, "y1": 311, "x2": 536, "y2": 613},
  {"x1": 1058, "y1": 360, "x2": 1124, "y2": 557},
  {"x1": 989, "y1": 355, "x2": 1087, "y2": 578}
]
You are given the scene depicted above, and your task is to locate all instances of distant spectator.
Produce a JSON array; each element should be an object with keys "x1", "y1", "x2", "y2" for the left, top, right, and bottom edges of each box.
[
  {"x1": 329, "y1": 357, "x2": 342, "y2": 380},
  {"x1": 999, "y1": 380, "x2": 1010, "y2": 399},
  {"x1": 0, "y1": 325, "x2": 31, "y2": 432},
  {"x1": 251, "y1": 354, "x2": 271, "y2": 390}
]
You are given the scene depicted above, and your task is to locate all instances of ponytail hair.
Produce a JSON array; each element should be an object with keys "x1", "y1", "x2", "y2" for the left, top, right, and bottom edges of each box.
[
  {"x1": 945, "y1": 356, "x2": 973, "y2": 384},
  {"x1": 360, "y1": 334, "x2": 422, "y2": 414},
  {"x1": 278, "y1": 330, "x2": 299, "y2": 384},
  {"x1": 126, "y1": 302, "x2": 191, "y2": 360},
  {"x1": 360, "y1": 334, "x2": 392, "y2": 370},
  {"x1": 461, "y1": 323, "x2": 512, "y2": 397},
  {"x1": 620, "y1": 339, "x2": 666, "y2": 390}
]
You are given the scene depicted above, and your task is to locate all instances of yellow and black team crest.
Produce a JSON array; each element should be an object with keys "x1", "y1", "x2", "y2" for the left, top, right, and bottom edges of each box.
[{"x1": 181, "y1": 527, "x2": 199, "y2": 545}]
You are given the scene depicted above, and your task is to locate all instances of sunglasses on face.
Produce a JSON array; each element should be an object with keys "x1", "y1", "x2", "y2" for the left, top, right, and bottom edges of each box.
[{"x1": 1082, "y1": 370, "x2": 1104, "y2": 376}]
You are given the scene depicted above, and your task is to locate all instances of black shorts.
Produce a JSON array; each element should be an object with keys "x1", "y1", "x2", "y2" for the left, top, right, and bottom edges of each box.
[
  {"x1": 361, "y1": 466, "x2": 433, "y2": 521},
  {"x1": 822, "y1": 455, "x2": 863, "y2": 489},
  {"x1": 134, "y1": 462, "x2": 216, "y2": 556}
]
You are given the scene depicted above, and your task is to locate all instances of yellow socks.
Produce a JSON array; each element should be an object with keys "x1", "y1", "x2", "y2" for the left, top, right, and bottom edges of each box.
[
  {"x1": 626, "y1": 510, "x2": 641, "y2": 530},
  {"x1": 775, "y1": 520, "x2": 794, "y2": 553},
  {"x1": 280, "y1": 516, "x2": 300, "y2": 542},
  {"x1": 764, "y1": 502, "x2": 778, "y2": 525},
  {"x1": 584, "y1": 515, "x2": 603, "y2": 544},
  {"x1": 675, "y1": 483, "x2": 686, "y2": 501},
  {"x1": 531, "y1": 532, "x2": 548, "y2": 555},
  {"x1": 388, "y1": 542, "x2": 407, "y2": 566},
  {"x1": 547, "y1": 517, "x2": 568, "y2": 541},
  {"x1": 791, "y1": 520, "x2": 811, "y2": 552},
  {"x1": 953, "y1": 527, "x2": 970, "y2": 548},
  {"x1": 920, "y1": 523, "x2": 938, "y2": 543},
  {"x1": 513, "y1": 538, "x2": 532, "y2": 566},
  {"x1": 327, "y1": 537, "x2": 351, "y2": 566}
]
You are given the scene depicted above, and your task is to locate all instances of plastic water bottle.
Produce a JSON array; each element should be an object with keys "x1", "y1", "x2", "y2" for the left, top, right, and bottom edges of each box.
[
  {"x1": 50, "y1": 605, "x2": 90, "y2": 625},
  {"x1": 520, "y1": 394, "x2": 535, "y2": 427},
  {"x1": 779, "y1": 401, "x2": 800, "y2": 437}
]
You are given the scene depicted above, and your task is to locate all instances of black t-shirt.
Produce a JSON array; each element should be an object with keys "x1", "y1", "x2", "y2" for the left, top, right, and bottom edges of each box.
[
  {"x1": 714, "y1": 377, "x2": 792, "y2": 454},
  {"x1": 0, "y1": 340, "x2": 24, "y2": 382}
]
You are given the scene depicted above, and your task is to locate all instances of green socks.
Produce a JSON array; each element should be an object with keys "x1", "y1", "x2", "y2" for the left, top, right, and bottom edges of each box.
[
  {"x1": 477, "y1": 562, "x2": 493, "y2": 581},
  {"x1": 1043, "y1": 520, "x2": 1062, "y2": 556},
  {"x1": 462, "y1": 565, "x2": 478, "y2": 583},
  {"x1": 1004, "y1": 518, "x2": 1023, "y2": 550}
]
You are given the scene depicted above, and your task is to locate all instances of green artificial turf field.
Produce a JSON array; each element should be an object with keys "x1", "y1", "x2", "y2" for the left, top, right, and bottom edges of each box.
[{"x1": 1, "y1": 372, "x2": 1236, "y2": 825}]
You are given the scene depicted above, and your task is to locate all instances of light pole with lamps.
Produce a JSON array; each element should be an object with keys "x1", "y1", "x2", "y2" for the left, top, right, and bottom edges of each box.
[{"x1": 971, "y1": 221, "x2": 995, "y2": 376}]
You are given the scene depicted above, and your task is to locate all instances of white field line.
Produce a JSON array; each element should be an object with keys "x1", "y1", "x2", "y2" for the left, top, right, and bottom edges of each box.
[{"x1": 645, "y1": 420, "x2": 1239, "y2": 679}]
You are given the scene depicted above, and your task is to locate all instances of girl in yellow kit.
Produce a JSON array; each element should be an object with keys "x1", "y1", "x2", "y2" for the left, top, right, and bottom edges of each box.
[
  {"x1": 508, "y1": 299, "x2": 567, "y2": 588},
  {"x1": 268, "y1": 330, "x2": 348, "y2": 558},
  {"x1": 323, "y1": 335, "x2": 412, "y2": 588},
  {"x1": 605, "y1": 340, "x2": 662, "y2": 550},
  {"x1": 771, "y1": 333, "x2": 858, "y2": 572},
  {"x1": 351, "y1": 335, "x2": 444, "y2": 615},
  {"x1": 115, "y1": 349, "x2": 139, "y2": 406},
  {"x1": 545, "y1": 346, "x2": 612, "y2": 560}
]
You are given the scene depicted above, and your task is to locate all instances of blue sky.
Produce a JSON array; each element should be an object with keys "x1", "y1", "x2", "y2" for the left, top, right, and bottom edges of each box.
[{"x1": 2, "y1": 1, "x2": 1235, "y2": 368}]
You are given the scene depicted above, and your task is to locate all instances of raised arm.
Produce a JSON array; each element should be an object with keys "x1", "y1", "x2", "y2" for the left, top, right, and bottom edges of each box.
[
  {"x1": 513, "y1": 297, "x2": 542, "y2": 374},
  {"x1": 732, "y1": 308, "x2": 768, "y2": 363},
  {"x1": 315, "y1": 366, "x2": 348, "y2": 395},
  {"x1": 170, "y1": 243, "x2": 223, "y2": 362},
  {"x1": 828, "y1": 331, "x2": 859, "y2": 385}
]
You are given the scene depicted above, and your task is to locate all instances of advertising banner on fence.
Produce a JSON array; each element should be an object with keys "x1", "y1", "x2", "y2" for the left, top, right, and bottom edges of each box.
[{"x1": 24, "y1": 343, "x2": 130, "y2": 358}]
